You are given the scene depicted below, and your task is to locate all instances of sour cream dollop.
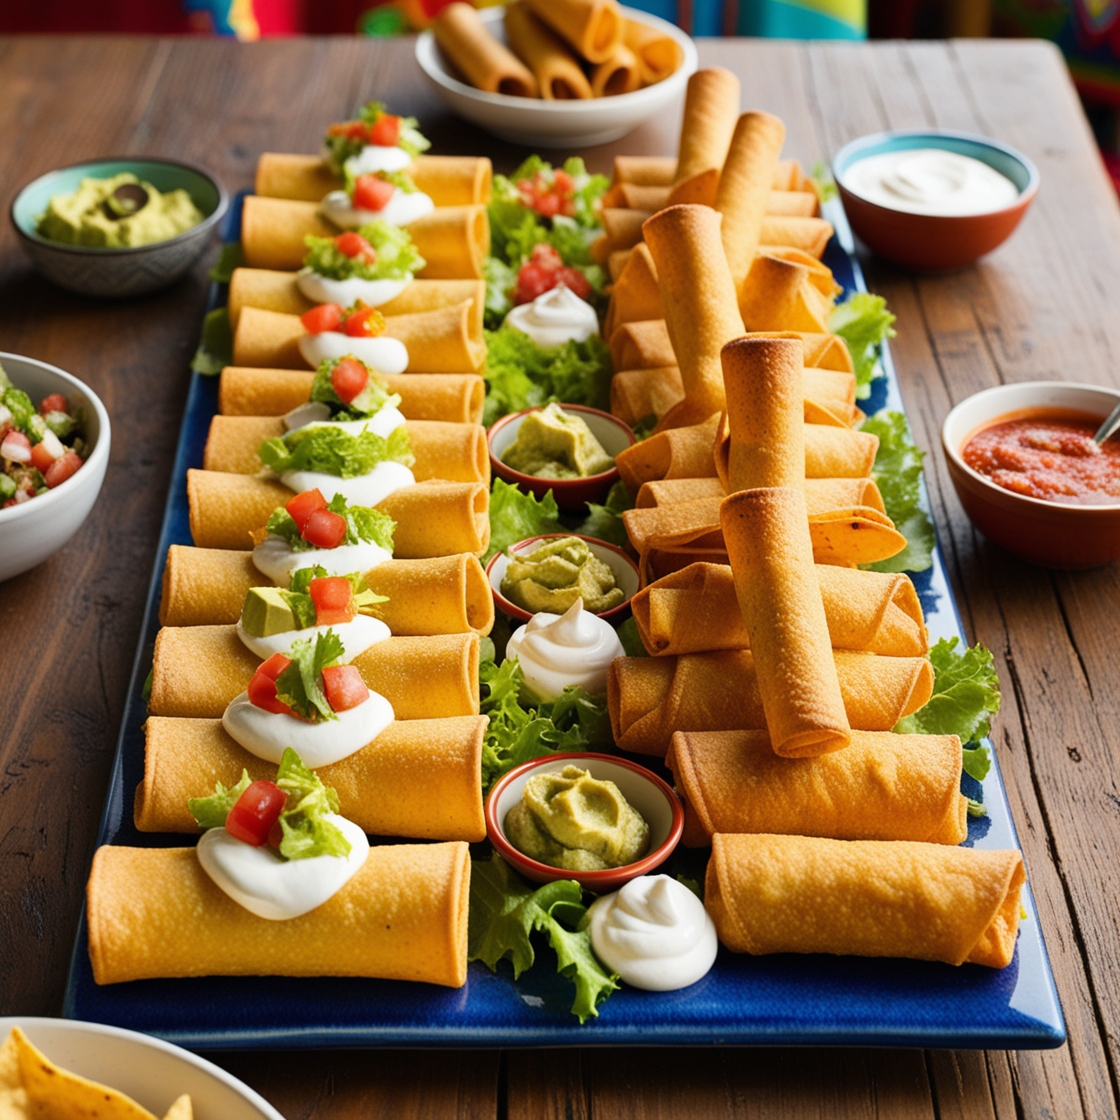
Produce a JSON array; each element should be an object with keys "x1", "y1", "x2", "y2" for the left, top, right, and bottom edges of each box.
[
  {"x1": 587, "y1": 875, "x2": 719, "y2": 991},
  {"x1": 282, "y1": 408, "x2": 406, "y2": 439},
  {"x1": 252, "y1": 535, "x2": 391, "y2": 585},
  {"x1": 343, "y1": 144, "x2": 412, "y2": 176},
  {"x1": 320, "y1": 188, "x2": 434, "y2": 230},
  {"x1": 197, "y1": 815, "x2": 369, "y2": 920},
  {"x1": 298, "y1": 331, "x2": 409, "y2": 375},
  {"x1": 236, "y1": 612, "x2": 390, "y2": 663},
  {"x1": 842, "y1": 148, "x2": 1020, "y2": 216},
  {"x1": 222, "y1": 688, "x2": 394, "y2": 767},
  {"x1": 280, "y1": 461, "x2": 415, "y2": 508},
  {"x1": 505, "y1": 599, "x2": 624, "y2": 701},
  {"x1": 296, "y1": 269, "x2": 412, "y2": 309},
  {"x1": 505, "y1": 284, "x2": 599, "y2": 349}
]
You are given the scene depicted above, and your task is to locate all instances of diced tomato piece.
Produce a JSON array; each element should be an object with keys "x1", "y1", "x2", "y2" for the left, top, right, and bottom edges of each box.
[
  {"x1": 247, "y1": 654, "x2": 293, "y2": 714},
  {"x1": 40, "y1": 393, "x2": 68, "y2": 415},
  {"x1": 327, "y1": 119, "x2": 368, "y2": 140},
  {"x1": 533, "y1": 192, "x2": 562, "y2": 218},
  {"x1": 558, "y1": 266, "x2": 592, "y2": 299},
  {"x1": 300, "y1": 303, "x2": 343, "y2": 335},
  {"x1": 301, "y1": 508, "x2": 348, "y2": 549},
  {"x1": 553, "y1": 169, "x2": 575, "y2": 195},
  {"x1": 530, "y1": 243, "x2": 564, "y2": 270},
  {"x1": 367, "y1": 113, "x2": 401, "y2": 147},
  {"x1": 343, "y1": 305, "x2": 386, "y2": 338},
  {"x1": 334, "y1": 231, "x2": 377, "y2": 264},
  {"x1": 514, "y1": 262, "x2": 556, "y2": 306},
  {"x1": 1, "y1": 430, "x2": 32, "y2": 464},
  {"x1": 285, "y1": 488, "x2": 328, "y2": 531},
  {"x1": 30, "y1": 442, "x2": 57, "y2": 473},
  {"x1": 330, "y1": 357, "x2": 369, "y2": 404},
  {"x1": 353, "y1": 174, "x2": 395, "y2": 212},
  {"x1": 321, "y1": 664, "x2": 369, "y2": 712},
  {"x1": 267, "y1": 817, "x2": 285, "y2": 850},
  {"x1": 310, "y1": 576, "x2": 355, "y2": 626},
  {"x1": 258, "y1": 652, "x2": 292, "y2": 680},
  {"x1": 225, "y1": 780, "x2": 288, "y2": 846}
]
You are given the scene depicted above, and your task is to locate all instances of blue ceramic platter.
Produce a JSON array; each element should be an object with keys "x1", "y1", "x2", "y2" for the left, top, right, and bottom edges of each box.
[{"x1": 64, "y1": 198, "x2": 1065, "y2": 1050}]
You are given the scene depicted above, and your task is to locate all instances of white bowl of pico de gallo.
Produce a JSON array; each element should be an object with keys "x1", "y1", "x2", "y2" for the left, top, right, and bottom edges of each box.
[{"x1": 0, "y1": 352, "x2": 110, "y2": 582}]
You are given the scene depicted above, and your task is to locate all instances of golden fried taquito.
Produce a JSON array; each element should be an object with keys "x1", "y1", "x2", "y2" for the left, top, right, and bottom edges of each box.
[
  {"x1": 433, "y1": 2, "x2": 538, "y2": 95},
  {"x1": 613, "y1": 154, "x2": 676, "y2": 185},
  {"x1": 602, "y1": 242, "x2": 662, "y2": 336},
  {"x1": 610, "y1": 366, "x2": 683, "y2": 427},
  {"x1": 705, "y1": 834, "x2": 1024, "y2": 968},
  {"x1": 589, "y1": 44, "x2": 642, "y2": 96},
  {"x1": 738, "y1": 253, "x2": 834, "y2": 333},
  {"x1": 609, "y1": 318, "x2": 675, "y2": 370},
  {"x1": 622, "y1": 17, "x2": 683, "y2": 84},
  {"x1": 521, "y1": 0, "x2": 623, "y2": 63},
  {"x1": 615, "y1": 413, "x2": 720, "y2": 493},
  {"x1": 668, "y1": 68, "x2": 741, "y2": 207},
  {"x1": 505, "y1": 2, "x2": 593, "y2": 99}
]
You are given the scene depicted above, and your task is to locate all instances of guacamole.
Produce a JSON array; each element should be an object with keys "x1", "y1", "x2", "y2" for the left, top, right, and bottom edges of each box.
[
  {"x1": 501, "y1": 402, "x2": 614, "y2": 480},
  {"x1": 500, "y1": 536, "x2": 624, "y2": 614},
  {"x1": 505, "y1": 764, "x2": 650, "y2": 872},
  {"x1": 37, "y1": 173, "x2": 204, "y2": 248}
]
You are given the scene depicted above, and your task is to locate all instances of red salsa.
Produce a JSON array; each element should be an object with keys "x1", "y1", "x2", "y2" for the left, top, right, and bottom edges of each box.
[{"x1": 962, "y1": 412, "x2": 1120, "y2": 505}]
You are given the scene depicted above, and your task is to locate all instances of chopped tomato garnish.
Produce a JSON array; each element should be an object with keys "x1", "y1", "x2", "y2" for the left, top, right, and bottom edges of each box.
[
  {"x1": 300, "y1": 303, "x2": 343, "y2": 335},
  {"x1": 327, "y1": 119, "x2": 367, "y2": 140},
  {"x1": 225, "y1": 780, "x2": 288, "y2": 846},
  {"x1": 330, "y1": 357, "x2": 369, "y2": 404},
  {"x1": 1, "y1": 430, "x2": 32, "y2": 464},
  {"x1": 40, "y1": 393, "x2": 68, "y2": 415},
  {"x1": 247, "y1": 654, "x2": 293, "y2": 714},
  {"x1": 258, "y1": 652, "x2": 292, "y2": 680},
  {"x1": 334, "y1": 231, "x2": 377, "y2": 264},
  {"x1": 285, "y1": 488, "x2": 328, "y2": 532},
  {"x1": 343, "y1": 305, "x2": 386, "y2": 338},
  {"x1": 321, "y1": 664, "x2": 369, "y2": 712},
  {"x1": 513, "y1": 243, "x2": 591, "y2": 305},
  {"x1": 558, "y1": 266, "x2": 592, "y2": 299},
  {"x1": 517, "y1": 170, "x2": 577, "y2": 219},
  {"x1": 30, "y1": 442, "x2": 57, "y2": 474},
  {"x1": 353, "y1": 174, "x2": 395, "y2": 212},
  {"x1": 43, "y1": 451, "x2": 82, "y2": 489},
  {"x1": 367, "y1": 113, "x2": 401, "y2": 148},
  {"x1": 310, "y1": 576, "x2": 355, "y2": 626},
  {"x1": 514, "y1": 263, "x2": 555, "y2": 305},
  {"x1": 301, "y1": 508, "x2": 348, "y2": 549}
]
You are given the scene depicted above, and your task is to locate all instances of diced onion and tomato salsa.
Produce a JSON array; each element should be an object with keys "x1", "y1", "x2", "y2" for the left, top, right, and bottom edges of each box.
[{"x1": 0, "y1": 388, "x2": 86, "y2": 508}]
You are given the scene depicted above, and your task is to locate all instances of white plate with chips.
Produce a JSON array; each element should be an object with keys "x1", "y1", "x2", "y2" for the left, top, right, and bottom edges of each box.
[{"x1": 0, "y1": 1018, "x2": 284, "y2": 1120}]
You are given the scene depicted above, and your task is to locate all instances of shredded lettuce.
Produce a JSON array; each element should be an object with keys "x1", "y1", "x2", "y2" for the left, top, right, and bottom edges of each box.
[
  {"x1": 809, "y1": 160, "x2": 838, "y2": 202},
  {"x1": 302, "y1": 220, "x2": 424, "y2": 281},
  {"x1": 208, "y1": 242, "x2": 244, "y2": 284},
  {"x1": 190, "y1": 307, "x2": 233, "y2": 376},
  {"x1": 264, "y1": 493, "x2": 396, "y2": 553},
  {"x1": 308, "y1": 357, "x2": 401, "y2": 419},
  {"x1": 468, "y1": 852, "x2": 619, "y2": 1023},
  {"x1": 829, "y1": 292, "x2": 896, "y2": 399},
  {"x1": 259, "y1": 424, "x2": 413, "y2": 478},
  {"x1": 485, "y1": 478, "x2": 561, "y2": 563},
  {"x1": 274, "y1": 630, "x2": 345, "y2": 721},
  {"x1": 860, "y1": 409, "x2": 935, "y2": 574}
]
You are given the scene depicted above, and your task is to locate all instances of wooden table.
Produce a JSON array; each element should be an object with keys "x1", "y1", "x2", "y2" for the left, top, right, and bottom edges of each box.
[{"x1": 1, "y1": 31, "x2": 1117, "y2": 1120}]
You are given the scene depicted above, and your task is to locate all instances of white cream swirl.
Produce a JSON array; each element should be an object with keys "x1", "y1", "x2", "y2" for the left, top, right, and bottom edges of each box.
[
  {"x1": 320, "y1": 187, "x2": 434, "y2": 230},
  {"x1": 298, "y1": 332, "x2": 409, "y2": 375},
  {"x1": 505, "y1": 599, "x2": 624, "y2": 701},
  {"x1": 505, "y1": 284, "x2": 599, "y2": 349},
  {"x1": 296, "y1": 269, "x2": 412, "y2": 309},
  {"x1": 587, "y1": 875, "x2": 719, "y2": 991}
]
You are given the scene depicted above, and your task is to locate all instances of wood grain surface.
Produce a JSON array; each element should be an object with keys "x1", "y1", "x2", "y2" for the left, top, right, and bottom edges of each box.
[{"x1": 0, "y1": 33, "x2": 1117, "y2": 1120}]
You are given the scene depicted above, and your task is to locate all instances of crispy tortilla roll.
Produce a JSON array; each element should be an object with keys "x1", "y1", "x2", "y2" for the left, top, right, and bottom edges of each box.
[
  {"x1": 613, "y1": 154, "x2": 676, "y2": 185},
  {"x1": 433, "y1": 2, "x2": 539, "y2": 96},
  {"x1": 632, "y1": 562, "x2": 927, "y2": 658},
  {"x1": 149, "y1": 626, "x2": 479, "y2": 720},
  {"x1": 607, "y1": 648, "x2": 933, "y2": 756},
  {"x1": 615, "y1": 414, "x2": 721, "y2": 492},
  {"x1": 601, "y1": 181, "x2": 672, "y2": 210},
  {"x1": 705, "y1": 834, "x2": 1025, "y2": 968},
  {"x1": 758, "y1": 215, "x2": 834, "y2": 259},
  {"x1": 589, "y1": 44, "x2": 642, "y2": 97},
  {"x1": 87, "y1": 840, "x2": 471, "y2": 985},
  {"x1": 255, "y1": 153, "x2": 492, "y2": 206},
  {"x1": 669, "y1": 68, "x2": 741, "y2": 206},
  {"x1": 522, "y1": 0, "x2": 623, "y2": 63},
  {"x1": 159, "y1": 545, "x2": 494, "y2": 636},
  {"x1": 202, "y1": 416, "x2": 489, "y2": 485},
  {"x1": 186, "y1": 470, "x2": 489, "y2": 557},
  {"x1": 623, "y1": 17, "x2": 683, "y2": 85},
  {"x1": 218, "y1": 367, "x2": 485, "y2": 425},
  {"x1": 233, "y1": 302, "x2": 485, "y2": 373},
  {"x1": 610, "y1": 318, "x2": 675, "y2": 370},
  {"x1": 721, "y1": 488, "x2": 850, "y2": 756},
  {"x1": 136, "y1": 715, "x2": 486, "y2": 841},
  {"x1": 667, "y1": 729, "x2": 966, "y2": 847},
  {"x1": 738, "y1": 254, "x2": 833, "y2": 333},
  {"x1": 505, "y1": 2, "x2": 593, "y2": 99},
  {"x1": 749, "y1": 330, "x2": 854, "y2": 374},
  {"x1": 715, "y1": 112, "x2": 787, "y2": 288},
  {"x1": 610, "y1": 366, "x2": 684, "y2": 427},
  {"x1": 599, "y1": 207, "x2": 650, "y2": 256},
  {"x1": 644, "y1": 205, "x2": 744, "y2": 432},
  {"x1": 766, "y1": 189, "x2": 819, "y2": 217},
  {"x1": 241, "y1": 197, "x2": 489, "y2": 278},
  {"x1": 603, "y1": 242, "x2": 662, "y2": 336}
]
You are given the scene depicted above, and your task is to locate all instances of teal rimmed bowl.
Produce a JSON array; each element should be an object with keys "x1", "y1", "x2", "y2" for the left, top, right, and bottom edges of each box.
[
  {"x1": 833, "y1": 129, "x2": 1039, "y2": 272},
  {"x1": 10, "y1": 158, "x2": 227, "y2": 298}
]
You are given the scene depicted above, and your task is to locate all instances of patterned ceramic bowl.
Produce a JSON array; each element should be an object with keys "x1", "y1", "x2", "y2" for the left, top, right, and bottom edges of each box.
[{"x1": 10, "y1": 158, "x2": 227, "y2": 298}]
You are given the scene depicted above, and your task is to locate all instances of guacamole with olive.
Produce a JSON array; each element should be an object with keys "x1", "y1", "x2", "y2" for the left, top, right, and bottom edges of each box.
[
  {"x1": 500, "y1": 536, "x2": 624, "y2": 614},
  {"x1": 37, "y1": 173, "x2": 204, "y2": 248}
]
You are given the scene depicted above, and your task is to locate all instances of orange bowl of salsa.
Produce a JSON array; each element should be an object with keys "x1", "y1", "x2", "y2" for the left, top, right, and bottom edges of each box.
[{"x1": 942, "y1": 381, "x2": 1120, "y2": 569}]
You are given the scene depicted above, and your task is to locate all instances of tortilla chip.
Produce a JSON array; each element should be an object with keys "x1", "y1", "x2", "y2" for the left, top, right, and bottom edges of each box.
[{"x1": 162, "y1": 1095, "x2": 193, "y2": 1120}]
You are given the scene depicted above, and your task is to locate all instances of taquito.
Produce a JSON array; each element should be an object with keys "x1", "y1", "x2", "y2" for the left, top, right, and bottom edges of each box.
[
  {"x1": 615, "y1": 413, "x2": 721, "y2": 493},
  {"x1": 610, "y1": 366, "x2": 683, "y2": 427},
  {"x1": 613, "y1": 154, "x2": 676, "y2": 185},
  {"x1": 202, "y1": 416, "x2": 490, "y2": 485},
  {"x1": 631, "y1": 562, "x2": 927, "y2": 658},
  {"x1": 758, "y1": 215, "x2": 834, "y2": 259},
  {"x1": 633, "y1": 476, "x2": 883, "y2": 515},
  {"x1": 623, "y1": 17, "x2": 683, "y2": 85},
  {"x1": 432, "y1": 2, "x2": 538, "y2": 96},
  {"x1": 705, "y1": 833, "x2": 1024, "y2": 968},
  {"x1": 738, "y1": 254, "x2": 833, "y2": 334},
  {"x1": 668, "y1": 68, "x2": 741, "y2": 207},
  {"x1": 218, "y1": 367, "x2": 485, "y2": 425},
  {"x1": 136, "y1": 715, "x2": 486, "y2": 841},
  {"x1": 748, "y1": 329, "x2": 855, "y2": 374},
  {"x1": 87, "y1": 841, "x2": 471, "y2": 985},
  {"x1": 601, "y1": 181, "x2": 671, "y2": 211},
  {"x1": 149, "y1": 626, "x2": 480, "y2": 720},
  {"x1": 602, "y1": 241, "x2": 662, "y2": 336},
  {"x1": 609, "y1": 318, "x2": 676, "y2": 370},
  {"x1": 159, "y1": 545, "x2": 495, "y2": 636},
  {"x1": 505, "y1": 2, "x2": 593, "y2": 99},
  {"x1": 521, "y1": 0, "x2": 623, "y2": 64},
  {"x1": 667, "y1": 729, "x2": 966, "y2": 847},
  {"x1": 186, "y1": 470, "x2": 490, "y2": 557},
  {"x1": 606, "y1": 648, "x2": 934, "y2": 756},
  {"x1": 589, "y1": 44, "x2": 642, "y2": 97}
]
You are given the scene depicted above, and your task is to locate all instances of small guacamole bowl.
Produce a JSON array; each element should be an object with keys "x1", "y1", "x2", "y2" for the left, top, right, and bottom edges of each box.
[
  {"x1": 487, "y1": 533, "x2": 641, "y2": 624},
  {"x1": 488, "y1": 404, "x2": 635, "y2": 513},
  {"x1": 10, "y1": 158, "x2": 228, "y2": 298},
  {"x1": 833, "y1": 129, "x2": 1038, "y2": 272},
  {"x1": 486, "y1": 752, "x2": 684, "y2": 890}
]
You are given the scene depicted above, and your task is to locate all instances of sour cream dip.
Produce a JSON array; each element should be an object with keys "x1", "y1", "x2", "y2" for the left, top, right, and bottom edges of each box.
[
  {"x1": 842, "y1": 148, "x2": 1020, "y2": 216},
  {"x1": 505, "y1": 284, "x2": 599, "y2": 349},
  {"x1": 320, "y1": 187, "x2": 434, "y2": 230},
  {"x1": 280, "y1": 461, "x2": 415, "y2": 508},
  {"x1": 296, "y1": 269, "x2": 412, "y2": 309},
  {"x1": 344, "y1": 144, "x2": 412, "y2": 176},
  {"x1": 252, "y1": 535, "x2": 391, "y2": 585},
  {"x1": 236, "y1": 612, "x2": 390, "y2": 663},
  {"x1": 298, "y1": 331, "x2": 409, "y2": 375}
]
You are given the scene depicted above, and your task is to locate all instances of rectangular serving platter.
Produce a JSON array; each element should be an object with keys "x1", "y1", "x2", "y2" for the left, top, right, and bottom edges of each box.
[{"x1": 64, "y1": 197, "x2": 1066, "y2": 1050}]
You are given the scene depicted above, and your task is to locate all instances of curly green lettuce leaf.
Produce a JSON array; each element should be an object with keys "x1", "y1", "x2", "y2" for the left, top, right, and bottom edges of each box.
[
  {"x1": 188, "y1": 770, "x2": 252, "y2": 830},
  {"x1": 574, "y1": 479, "x2": 633, "y2": 549},
  {"x1": 308, "y1": 357, "x2": 402, "y2": 419},
  {"x1": 273, "y1": 747, "x2": 351, "y2": 859},
  {"x1": 191, "y1": 307, "x2": 233, "y2": 376},
  {"x1": 273, "y1": 630, "x2": 344, "y2": 721},
  {"x1": 829, "y1": 292, "x2": 896, "y2": 399},
  {"x1": 860, "y1": 409, "x2": 935, "y2": 574},
  {"x1": 302, "y1": 220, "x2": 425, "y2": 281},
  {"x1": 485, "y1": 478, "x2": 561, "y2": 563},
  {"x1": 809, "y1": 160, "x2": 838, "y2": 202},
  {"x1": 483, "y1": 255, "x2": 518, "y2": 329},
  {"x1": 264, "y1": 493, "x2": 396, "y2": 553},
  {"x1": 259, "y1": 423, "x2": 414, "y2": 478},
  {"x1": 468, "y1": 852, "x2": 619, "y2": 1023},
  {"x1": 208, "y1": 241, "x2": 244, "y2": 284}
]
